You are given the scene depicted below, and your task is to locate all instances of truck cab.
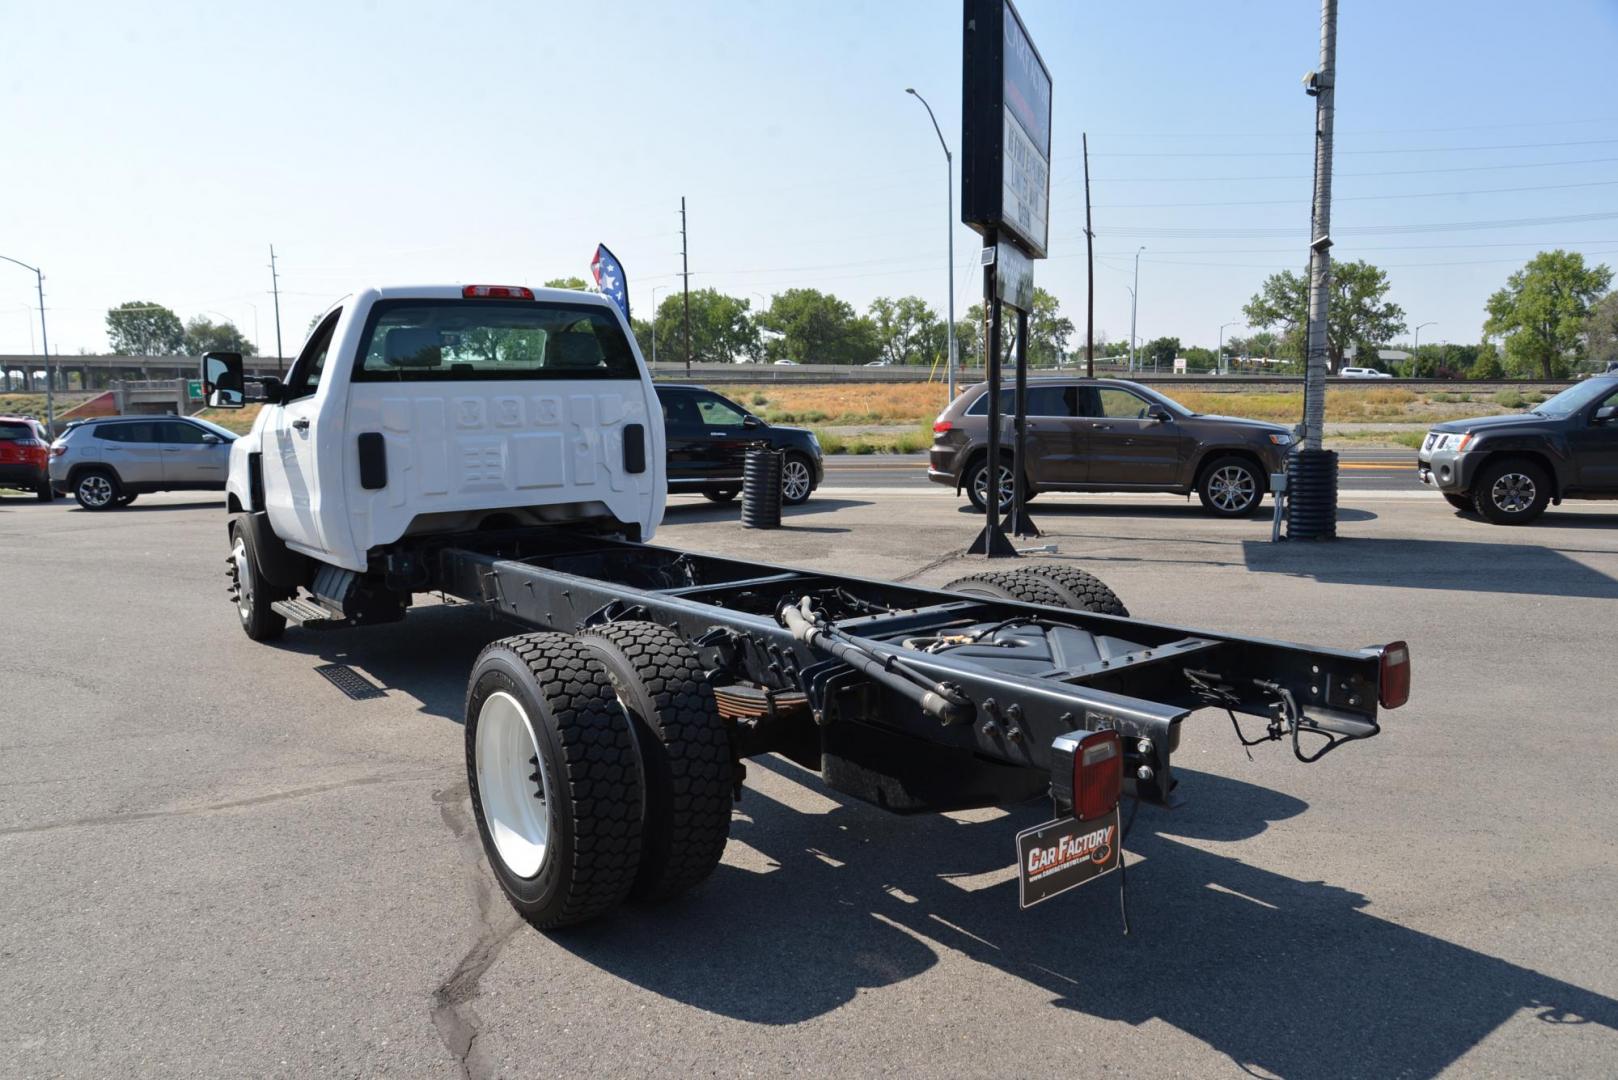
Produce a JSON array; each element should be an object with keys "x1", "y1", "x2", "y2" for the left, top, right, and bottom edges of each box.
[{"x1": 213, "y1": 284, "x2": 664, "y2": 573}]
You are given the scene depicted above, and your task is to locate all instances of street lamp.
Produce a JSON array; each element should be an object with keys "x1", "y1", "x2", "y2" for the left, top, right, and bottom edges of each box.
[
  {"x1": 1217, "y1": 321, "x2": 1241, "y2": 376},
  {"x1": 905, "y1": 87, "x2": 957, "y2": 399},
  {"x1": 1412, "y1": 321, "x2": 1436, "y2": 375},
  {"x1": 1, "y1": 254, "x2": 54, "y2": 430},
  {"x1": 1129, "y1": 246, "x2": 1146, "y2": 373},
  {"x1": 649, "y1": 284, "x2": 672, "y2": 367}
]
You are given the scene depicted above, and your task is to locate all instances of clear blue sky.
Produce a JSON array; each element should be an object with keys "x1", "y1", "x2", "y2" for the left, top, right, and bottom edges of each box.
[{"x1": 3, "y1": 0, "x2": 1616, "y2": 359}]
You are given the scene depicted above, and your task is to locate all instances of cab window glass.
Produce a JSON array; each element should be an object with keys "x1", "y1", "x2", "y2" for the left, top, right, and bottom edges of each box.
[
  {"x1": 1093, "y1": 388, "x2": 1152, "y2": 420},
  {"x1": 288, "y1": 311, "x2": 340, "y2": 399},
  {"x1": 695, "y1": 393, "x2": 747, "y2": 427},
  {"x1": 354, "y1": 300, "x2": 639, "y2": 382},
  {"x1": 158, "y1": 421, "x2": 207, "y2": 444},
  {"x1": 965, "y1": 386, "x2": 1074, "y2": 417},
  {"x1": 660, "y1": 391, "x2": 700, "y2": 427}
]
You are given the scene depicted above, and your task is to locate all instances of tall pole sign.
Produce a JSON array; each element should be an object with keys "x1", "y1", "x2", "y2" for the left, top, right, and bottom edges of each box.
[{"x1": 961, "y1": 0, "x2": 1052, "y2": 555}]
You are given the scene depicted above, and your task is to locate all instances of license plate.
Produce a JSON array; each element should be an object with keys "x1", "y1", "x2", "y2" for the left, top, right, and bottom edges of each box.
[{"x1": 1015, "y1": 807, "x2": 1122, "y2": 909}]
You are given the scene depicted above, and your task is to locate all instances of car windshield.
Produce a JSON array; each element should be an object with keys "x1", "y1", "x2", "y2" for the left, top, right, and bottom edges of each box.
[{"x1": 1532, "y1": 379, "x2": 1616, "y2": 416}]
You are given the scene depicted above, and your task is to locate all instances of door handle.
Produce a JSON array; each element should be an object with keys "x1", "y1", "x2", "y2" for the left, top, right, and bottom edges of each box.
[
  {"x1": 1092, "y1": 424, "x2": 1113, "y2": 431},
  {"x1": 292, "y1": 418, "x2": 311, "y2": 432}
]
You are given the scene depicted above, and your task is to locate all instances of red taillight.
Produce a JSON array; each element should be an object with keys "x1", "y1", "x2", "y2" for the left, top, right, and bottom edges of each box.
[
  {"x1": 933, "y1": 420, "x2": 953, "y2": 433},
  {"x1": 1074, "y1": 730, "x2": 1121, "y2": 820},
  {"x1": 462, "y1": 285, "x2": 534, "y2": 300},
  {"x1": 1378, "y1": 641, "x2": 1410, "y2": 709},
  {"x1": 50, "y1": 444, "x2": 67, "y2": 458}
]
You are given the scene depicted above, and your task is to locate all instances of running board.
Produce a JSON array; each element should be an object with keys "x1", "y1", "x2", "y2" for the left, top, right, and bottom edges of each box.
[{"x1": 271, "y1": 597, "x2": 351, "y2": 631}]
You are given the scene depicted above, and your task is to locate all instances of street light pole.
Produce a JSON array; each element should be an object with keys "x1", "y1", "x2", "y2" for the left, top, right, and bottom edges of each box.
[
  {"x1": 906, "y1": 88, "x2": 957, "y2": 399},
  {"x1": 649, "y1": 284, "x2": 671, "y2": 367},
  {"x1": 1, "y1": 254, "x2": 54, "y2": 430},
  {"x1": 1217, "y1": 321, "x2": 1241, "y2": 375},
  {"x1": 1412, "y1": 321, "x2": 1435, "y2": 374},
  {"x1": 1129, "y1": 246, "x2": 1145, "y2": 373}
]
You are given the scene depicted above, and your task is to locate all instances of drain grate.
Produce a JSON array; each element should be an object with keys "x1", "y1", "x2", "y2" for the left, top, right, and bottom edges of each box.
[{"x1": 315, "y1": 663, "x2": 386, "y2": 701}]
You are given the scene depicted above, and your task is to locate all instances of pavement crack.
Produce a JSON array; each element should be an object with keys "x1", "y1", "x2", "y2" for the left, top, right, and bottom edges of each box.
[
  {"x1": 429, "y1": 785, "x2": 522, "y2": 1080},
  {"x1": 0, "y1": 772, "x2": 440, "y2": 837},
  {"x1": 895, "y1": 547, "x2": 968, "y2": 583}
]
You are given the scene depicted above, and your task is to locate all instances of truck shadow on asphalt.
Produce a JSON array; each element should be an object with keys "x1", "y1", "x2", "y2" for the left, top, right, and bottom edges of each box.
[
  {"x1": 554, "y1": 757, "x2": 1618, "y2": 1078},
  {"x1": 1242, "y1": 536, "x2": 1618, "y2": 598}
]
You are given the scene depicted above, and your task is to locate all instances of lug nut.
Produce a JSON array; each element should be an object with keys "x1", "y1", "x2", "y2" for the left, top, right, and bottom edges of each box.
[
  {"x1": 1137, "y1": 738, "x2": 1154, "y2": 756},
  {"x1": 1136, "y1": 765, "x2": 1155, "y2": 782}
]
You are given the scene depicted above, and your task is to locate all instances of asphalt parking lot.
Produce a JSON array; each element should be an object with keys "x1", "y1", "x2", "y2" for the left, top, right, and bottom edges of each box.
[{"x1": 4, "y1": 483, "x2": 1617, "y2": 1078}]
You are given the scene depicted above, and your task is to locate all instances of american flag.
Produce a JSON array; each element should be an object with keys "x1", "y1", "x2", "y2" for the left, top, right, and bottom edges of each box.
[{"x1": 591, "y1": 244, "x2": 630, "y2": 321}]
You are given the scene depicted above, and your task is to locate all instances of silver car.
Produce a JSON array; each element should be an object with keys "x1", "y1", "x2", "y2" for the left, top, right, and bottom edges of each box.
[{"x1": 50, "y1": 416, "x2": 236, "y2": 510}]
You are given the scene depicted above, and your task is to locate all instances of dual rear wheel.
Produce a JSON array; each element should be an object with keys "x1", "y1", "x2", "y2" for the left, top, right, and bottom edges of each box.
[{"x1": 465, "y1": 622, "x2": 733, "y2": 928}]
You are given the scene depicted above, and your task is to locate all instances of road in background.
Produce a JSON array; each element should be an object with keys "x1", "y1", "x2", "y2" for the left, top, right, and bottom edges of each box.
[{"x1": 824, "y1": 447, "x2": 1417, "y2": 492}]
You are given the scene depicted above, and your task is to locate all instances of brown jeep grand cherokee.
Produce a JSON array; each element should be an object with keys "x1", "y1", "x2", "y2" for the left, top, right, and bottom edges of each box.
[{"x1": 928, "y1": 378, "x2": 1294, "y2": 517}]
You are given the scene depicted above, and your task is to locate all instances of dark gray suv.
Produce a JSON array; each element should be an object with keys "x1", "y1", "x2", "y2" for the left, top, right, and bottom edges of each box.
[{"x1": 928, "y1": 378, "x2": 1294, "y2": 517}]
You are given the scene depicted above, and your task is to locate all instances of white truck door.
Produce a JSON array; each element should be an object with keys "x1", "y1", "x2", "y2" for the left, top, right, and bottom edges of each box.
[{"x1": 262, "y1": 311, "x2": 341, "y2": 555}]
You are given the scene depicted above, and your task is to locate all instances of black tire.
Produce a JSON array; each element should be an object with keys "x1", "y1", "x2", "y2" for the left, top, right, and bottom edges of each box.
[
  {"x1": 1013, "y1": 566, "x2": 1130, "y2": 617},
  {"x1": 943, "y1": 571, "x2": 1068, "y2": 607},
  {"x1": 1196, "y1": 455, "x2": 1265, "y2": 518},
  {"x1": 963, "y1": 455, "x2": 1016, "y2": 514},
  {"x1": 1472, "y1": 457, "x2": 1551, "y2": 525},
  {"x1": 35, "y1": 476, "x2": 54, "y2": 502},
  {"x1": 1442, "y1": 492, "x2": 1473, "y2": 514},
  {"x1": 73, "y1": 468, "x2": 121, "y2": 511},
  {"x1": 702, "y1": 490, "x2": 739, "y2": 504},
  {"x1": 465, "y1": 633, "x2": 645, "y2": 929},
  {"x1": 228, "y1": 521, "x2": 287, "y2": 642},
  {"x1": 579, "y1": 621, "x2": 732, "y2": 902},
  {"x1": 781, "y1": 452, "x2": 815, "y2": 506}
]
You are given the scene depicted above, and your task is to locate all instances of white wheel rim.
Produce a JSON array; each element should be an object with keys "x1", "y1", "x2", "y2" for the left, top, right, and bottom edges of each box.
[
  {"x1": 232, "y1": 537, "x2": 253, "y2": 620},
  {"x1": 80, "y1": 475, "x2": 112, "y2": 506},
  {"x1": 475, "y1": 690, "x2": 552, "y2": 879},
  {"x1": 1491, "y1": 472, "x2": 1535, "y2": 513},
  {"x1": 782, "y1": 460, "x2": 811, "y2": 501},
  {"x1": 1209, "y1": 466, "x2": 1256, "y2": 512}
]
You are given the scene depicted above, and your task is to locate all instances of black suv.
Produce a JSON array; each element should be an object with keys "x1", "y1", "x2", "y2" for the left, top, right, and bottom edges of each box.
[
  {"x1": 655, "y1": 385, "x2": 823, "y2": 505},
  {"x1": 1418, "y1": 375, "x2": 1618, "y2": 523}
]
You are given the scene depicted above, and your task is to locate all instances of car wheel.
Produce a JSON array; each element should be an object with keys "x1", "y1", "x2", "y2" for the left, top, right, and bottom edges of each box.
[
  {"x1": 73, "y1": 469, "x2": 120, "y2": 511},
  {"x1": 1473, "y1": 458, "x2": 1550, "y2": 525},
  {"x1": 964, "y1": 456, "x2": 1015, "y2": 514},
  {"x1": 1442, "y1": 493, "x2": 1473, "y2": 514},
  {"x1": 1197, "y1": 456, "x2": 1264, "y2": 517},
  {"x1": 229, "y1": 523, "x2": 287, "y2": 641},
  {"x1": 702, "y1": 490, "x2": 738, "y2": 504},
  {"x1": 781, "y1": 453, "x2": 814, "y2": 506},
  {"x1": 35, "y1": 476, "x2": 54, "y2": 502}
]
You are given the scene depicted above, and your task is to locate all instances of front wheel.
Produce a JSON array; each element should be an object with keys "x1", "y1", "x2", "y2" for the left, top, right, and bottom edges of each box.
[
  {"x1": 781, "y1": 453, "x2": 815, "y2": 506},
  {"x1": 229, "y1": 524, "x2": 286, "y2": 641},
  {"x1": 1197, "y1": 456, "x2": 1264, "y2": 517},
  {"x1": 702, "y1": 489, "x2": 738, "y2": 504},
  {"x1": 466, "y1": 633, "x2": 645, "y2": 928},
  {"x1": 1473, "y1": 458, "x2": 1550, "y2": 525}
]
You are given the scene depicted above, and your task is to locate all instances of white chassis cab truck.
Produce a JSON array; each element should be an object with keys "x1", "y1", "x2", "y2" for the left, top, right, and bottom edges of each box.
[{"x1": 204, "y1": 282, "x2": 1411, "y2": 929}]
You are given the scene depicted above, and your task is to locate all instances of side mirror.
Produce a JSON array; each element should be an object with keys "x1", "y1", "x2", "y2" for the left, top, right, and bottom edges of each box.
[
  {"x1": 203, "y1": 352, "x2": 245, "y2": 409},
  {"x1": 1596, "y1": 404, "x2": 1618, "y2": 423},
  {"x1": 201, "y1": 433, "x2": 222, "y2": 444},
  {"x1": 1146, "y1": 405, "x2": 1173, "y2": 423},
  {"x1": 742, "y1": 414, "x2": 764, "y2": 429}
]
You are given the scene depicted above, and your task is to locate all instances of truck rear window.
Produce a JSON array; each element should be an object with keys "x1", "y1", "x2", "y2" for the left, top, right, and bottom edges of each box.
[{"x1": 352, "y1": 299, "x2": 640, "y2": 382}]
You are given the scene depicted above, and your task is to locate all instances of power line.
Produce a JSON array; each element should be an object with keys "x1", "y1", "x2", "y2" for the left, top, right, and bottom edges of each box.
[
  {"x1": 1077, "y1": 156, "x2": 1618, "y2": 183},
  {"x1": 1088, "y1": 178, "x2": 1618, "y2": 209},
  {"x1": 1087, "y1": 210, "x2": 1618, "y2": 240},
  {"x1": 1076, "y1": 137, "x2": 1618, "y2": 160}
]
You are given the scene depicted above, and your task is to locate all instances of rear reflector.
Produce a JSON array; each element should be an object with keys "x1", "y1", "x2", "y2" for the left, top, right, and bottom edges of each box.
[
  {"x1": 1379, "y1": 641, "x2": 1411, "y2": 709},
  {"x1": 462, "y1": 285, "x2": 534, "y2": 300},
  {"x1": 1074, "y1": 730, "x2": 1121, "y2": 820},
  {"x1": 933, "y1": 420, "x2": 953, "y2": 433}
]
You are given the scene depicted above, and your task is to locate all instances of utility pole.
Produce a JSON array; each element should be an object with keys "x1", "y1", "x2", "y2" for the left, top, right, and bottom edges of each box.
[
  {"x1": 680, "y1": 197, "x2": 692, "y2": 377},
  {"x1": 1129, "y1": 246, "x2": 1144, "y2": 372},
  {"x1": 269, "y1": 244, "x2": 285, "y2": 376},
  {"x1": 0, "y1": 255, "x2": 53, "y2": 429},
  {"x1": 1083, "y1": 133, "x2": 1095, "y2": 379}
]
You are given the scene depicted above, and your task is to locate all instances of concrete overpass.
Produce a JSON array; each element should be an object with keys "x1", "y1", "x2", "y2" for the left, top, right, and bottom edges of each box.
[{"x1": 0, "y1": 354, "x2": 285, "y2": 392}]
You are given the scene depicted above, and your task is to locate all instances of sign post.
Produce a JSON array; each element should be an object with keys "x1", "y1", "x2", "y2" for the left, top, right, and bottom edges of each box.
[{"x1": 961, "y1": 0, "x2": 1052, "y2": 555}]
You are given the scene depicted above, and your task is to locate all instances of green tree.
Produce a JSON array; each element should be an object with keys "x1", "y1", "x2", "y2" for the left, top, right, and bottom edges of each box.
[
  {"x1": 759, "y1": 288, "x2": 877, "y2": 365},
  {"x1": 651, "y1": 288, "x2": 759, "y2": 365},
  {"x1": 544, "y1": 276, "x2": 591, "y2": 291},
  {"x1": 1470, "y1": 343, "x2": 1504, "y2": 380},
  {"x1": 1143, "y1": 336, "x2": 1180, "y2": 370},
  {"x1": 1242, "y1": 260, "x2": 1407, "y2": 371},
  {"x1": 181, "y1": 316, "x2": 256, "y2": 356},
  {"x1": 1027, "y1": 288, "x2": 1074, "y2": 367},
  {"x1": 630, "y1": 317, "x2": 655, "y2": 360},
  {"x1": 868, "y1": 296, "x2": 942, "y2": 365},
  {"x1": 1580, "y1": 289, "x2": 1618, "y2": 369},
  {"x1": 1483, "y1": 251, "x2": 1613, "y2": 379},
  {"x1": 106, "y1": 301, "x2": 184, "y2": 355}
]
